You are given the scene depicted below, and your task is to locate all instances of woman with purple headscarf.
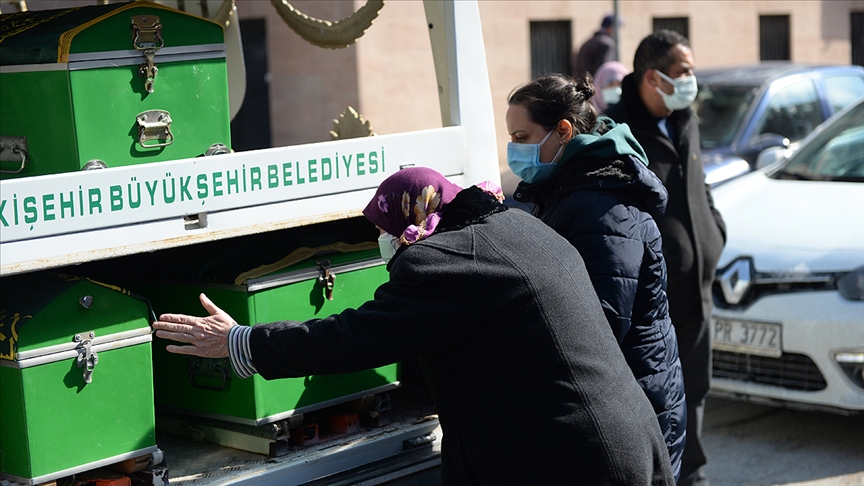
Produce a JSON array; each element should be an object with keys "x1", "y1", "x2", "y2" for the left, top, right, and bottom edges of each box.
[
  {"x1": 592, "y1": 61, "x2": 629, "y2": 112},
  {"x1": 153, "y1": 167, "x2": 674, "y2": 485}
]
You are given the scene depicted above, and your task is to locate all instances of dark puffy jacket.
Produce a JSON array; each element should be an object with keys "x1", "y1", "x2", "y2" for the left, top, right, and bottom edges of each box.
[{"x1": 514, "y1": 121, "x2": 687, "y2": 478}]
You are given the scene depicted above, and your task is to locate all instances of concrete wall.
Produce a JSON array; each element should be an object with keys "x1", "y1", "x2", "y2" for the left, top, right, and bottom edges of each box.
[
  {"x1": 236, "y1": 1, "x2": 361, "y2": 147},
  {"x1": 238, "y1": 1, "x2": 442, "y2": 146}
]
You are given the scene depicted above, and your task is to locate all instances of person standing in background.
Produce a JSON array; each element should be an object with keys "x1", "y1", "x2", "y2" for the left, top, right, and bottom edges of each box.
[
  {"x1": 605, "y1": 30, "x2": 726, "y2": 486},
  {"x1": 591, "y1": 61, "x2": 629, "y2": 112},
  {"x1": 572, "y1": 14, "x2": 621, "y2": 79}
]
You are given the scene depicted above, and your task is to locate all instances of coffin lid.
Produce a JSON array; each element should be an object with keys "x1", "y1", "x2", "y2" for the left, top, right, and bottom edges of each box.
[
  {"x1": 0, "y1": 271, "x2": 153, "y2": 360},
  {"x1": 0, "y1": 1, "x2": 222, "y2": 65}
]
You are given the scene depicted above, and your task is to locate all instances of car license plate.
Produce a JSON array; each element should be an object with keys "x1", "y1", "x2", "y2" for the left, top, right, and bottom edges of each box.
[{"x1": 711, "y1": 318, "x2": 782, "y2": 358}]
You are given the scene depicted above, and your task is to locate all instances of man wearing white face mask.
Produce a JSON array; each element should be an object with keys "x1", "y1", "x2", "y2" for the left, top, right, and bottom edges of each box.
[{"x1": 606, "y1": 30, "x2": 726, "y2": 486}]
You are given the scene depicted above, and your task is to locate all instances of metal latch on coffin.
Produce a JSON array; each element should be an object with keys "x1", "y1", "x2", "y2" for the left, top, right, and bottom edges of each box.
[
  {"x1": 74, "y1": 331, "x2": 98, "y2": 384},
  {"x1": 0, "y1": 136, "x2": 28, "y2": 174},
  {"x1": 317, "y1": 260, "x2": 336, "y2": 301},
  {"x1": 136, "y1": 110, "x2": 174, "y2": 148},
  {"x1": 131, "y1": 15, "x2": 164, "y2": 93}
]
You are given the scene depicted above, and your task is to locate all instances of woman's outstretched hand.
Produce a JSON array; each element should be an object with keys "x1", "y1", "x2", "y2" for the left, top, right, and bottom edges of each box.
[{"x1": 151, "y1": 293, "x2": 237, "y2": 358}]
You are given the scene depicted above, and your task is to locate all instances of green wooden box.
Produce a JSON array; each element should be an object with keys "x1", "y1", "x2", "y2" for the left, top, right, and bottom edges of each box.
[
  {"x1": 0, "y1": 2, "x2": 231, "y2": 179},
  {"x1": 0, "y1": 271, "x2": 157, "y2": 485},
  {"x1": 131, "y1": 246, "x2": 400, "y2": 426}
]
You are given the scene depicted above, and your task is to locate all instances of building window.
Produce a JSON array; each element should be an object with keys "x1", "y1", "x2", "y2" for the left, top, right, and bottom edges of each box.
[
  {"x1": 760, "y1": 15, "x2": 791, "y2": 61},
  {"x1": 530, "y1": 21, "x2": 572, "y2": 79},
  {"x1": 653, "y1": 17, "x2": 689, "y2": 41},
  {"x1": 852, "y1": 12, "x2": 864, "y2": 67}
]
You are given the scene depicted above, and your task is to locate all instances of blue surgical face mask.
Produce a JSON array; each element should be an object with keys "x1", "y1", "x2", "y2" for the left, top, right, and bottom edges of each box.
[
  {"x1": 378, "y1": 232, "x2": 399, "y2": 263},
  {"x1": 655, "y1": 70, "x2": 698, "y2": 111},
  {"x1": 507, "y1": 129, "x2": 565, "y2": 184}
]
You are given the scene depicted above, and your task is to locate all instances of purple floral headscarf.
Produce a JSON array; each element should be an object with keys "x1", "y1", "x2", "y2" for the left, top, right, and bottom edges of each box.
[{"x1": 363, "y1": 167, "x2": 463, "y2": 246}]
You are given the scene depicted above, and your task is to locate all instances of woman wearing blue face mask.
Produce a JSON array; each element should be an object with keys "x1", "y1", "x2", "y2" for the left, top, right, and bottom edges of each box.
[{"x1": 508, "y1": 72, "x2": 687, "y2": 482}]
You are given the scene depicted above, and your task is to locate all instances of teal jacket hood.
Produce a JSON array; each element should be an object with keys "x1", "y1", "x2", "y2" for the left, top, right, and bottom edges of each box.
[{"x1": 561, "y1": 117, "x2": 649, "y2": 166}]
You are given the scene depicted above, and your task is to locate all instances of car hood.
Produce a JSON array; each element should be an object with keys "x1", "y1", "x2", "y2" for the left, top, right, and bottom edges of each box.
[
  {"x1": 712, "y1": 170, "x2": 864, "y2": 273},
  {"x1": 701, "y1": 150, "x2": 751, "y2": 187}
]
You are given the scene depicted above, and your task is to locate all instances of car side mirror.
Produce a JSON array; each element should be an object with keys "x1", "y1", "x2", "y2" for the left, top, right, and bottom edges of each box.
[
  {"x1": 747, "y1": 133, "x2": 790, "y2": 152},
  {"x1": 755, "y1": 146, "x2": 788, "y2": 169}
]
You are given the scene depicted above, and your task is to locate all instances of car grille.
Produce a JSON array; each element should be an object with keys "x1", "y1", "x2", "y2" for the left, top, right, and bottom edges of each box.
[
  {"x1": 712, "y1": 279, "x2": 837, "y2": 309},
  {"x1": 711, "y1": 257, "x2": 847, "y2": 309},
  {"x1": 712, "y1": 350, "x2": 827, "y2": 391}
]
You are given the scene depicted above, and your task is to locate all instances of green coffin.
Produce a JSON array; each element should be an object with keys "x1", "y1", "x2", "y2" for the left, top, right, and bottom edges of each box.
[
  {"x1": 0, "y1": 271, "x2": 157, "y2": 485},
  {"x1": 131, "y1": 246, "x2": 399, "y2": 426},
  {"x1": 0, "y1": 2, "x2": 230, "y2": 179}
]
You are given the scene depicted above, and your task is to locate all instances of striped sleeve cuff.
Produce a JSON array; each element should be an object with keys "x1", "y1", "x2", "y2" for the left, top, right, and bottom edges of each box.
[{"x1": 228, "y1": 325, "x2": 257, "y2": 379}]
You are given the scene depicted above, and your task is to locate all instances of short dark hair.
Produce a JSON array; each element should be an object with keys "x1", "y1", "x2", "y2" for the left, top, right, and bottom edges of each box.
[
  {"x1": 507, "y1": 72, "x2": 605, "y2": 136},
  {"x1": 633, "y1": 30, "x2": 690, "y2": 82}
]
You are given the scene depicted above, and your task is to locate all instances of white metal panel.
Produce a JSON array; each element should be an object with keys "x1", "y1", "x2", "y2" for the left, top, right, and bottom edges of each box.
[
  {"x1": 425, "y1": 0, "x2": 499, "y2": 187},
  {"x1": 0, "y1": 0, "x2": 499, "y2": 278},
  {"x1": 0, "y1": 127, "x2": 465, "y2": 273}
]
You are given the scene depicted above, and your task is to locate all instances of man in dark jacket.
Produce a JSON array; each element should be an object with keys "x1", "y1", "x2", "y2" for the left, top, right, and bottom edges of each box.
[
  {"x1": 572, "y1": 14, "x2": 620, "y2": 78},
  {"x1": 153, "y1": 168, "x2": 675, "y2": 485},
  {"x1": 606, "y1": 31, "x2": 726, "y2": 486}
]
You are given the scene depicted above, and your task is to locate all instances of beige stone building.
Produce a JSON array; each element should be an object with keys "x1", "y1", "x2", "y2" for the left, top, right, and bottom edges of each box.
[
  {"x1": 8, "y1": 0, "x2": 863, "y2": 193},
  {"x1": 228, "y1": 0, "x2": 862, "y2": 193}
]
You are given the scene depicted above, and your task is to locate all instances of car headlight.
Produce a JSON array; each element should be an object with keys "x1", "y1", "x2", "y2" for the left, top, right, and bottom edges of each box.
[
  {"x1": 837, "y1": 266, "x2": 864, "y2": 301},
  {"x1": 834, "y1": 351, "x2": 864, "y2": 390}
]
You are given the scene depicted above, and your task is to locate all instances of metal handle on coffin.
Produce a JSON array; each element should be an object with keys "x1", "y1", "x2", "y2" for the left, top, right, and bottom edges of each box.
[
  {"x1": 0, "y1": 136, "x2": 29, "y2": 174},
  {"x1": 136, "y1": 110, "x2": 174, "y2": 148},
  {"x1": 186, "y1": 357, "x2": 232, "y2": 391}
]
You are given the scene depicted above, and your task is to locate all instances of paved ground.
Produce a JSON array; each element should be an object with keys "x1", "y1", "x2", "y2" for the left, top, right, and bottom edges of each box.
[{"x1": 702, "y1": 396, "x2": 864, "y2": 486}]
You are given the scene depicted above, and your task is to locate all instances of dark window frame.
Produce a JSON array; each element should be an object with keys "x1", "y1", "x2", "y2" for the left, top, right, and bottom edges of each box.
[
  {"x1": 530, "y1": 20, "x2": 573, "y2": 79},
  {"x1": 230, "y1": 18, "x2": 273, "y2": 152},
  {"x1": 760, "y1": 15, "x2": 791, "y2": 61},
  {"x1": 652, "y1": 17, "x2": 689, "y2": 41},
  {"x1": 852, "y1": 11, "x2": 864, "y2": 67}
]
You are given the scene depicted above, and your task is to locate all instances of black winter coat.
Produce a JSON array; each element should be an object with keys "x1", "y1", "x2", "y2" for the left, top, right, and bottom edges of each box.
[
  {"x1": 606, "y1": 74, "x2": 726, "y2": 325},
  {"x1": 514, "y1": 131, "x2": 687, "y2": 475},
  {"x1": 249, "y1": 187, "x2": 674, "y2": 485}
]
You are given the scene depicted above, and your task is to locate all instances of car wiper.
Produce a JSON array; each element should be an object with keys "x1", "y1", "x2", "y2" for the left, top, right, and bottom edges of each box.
[
  {"x1": 771, "y1": 169, "x2": 814, "y2": 181},
  {"x1": 829, "y1": 175, "x2": 864, "y2": 183},
  {"x1": 771, "y1": 170, "x2": 864, "y2": 183}
]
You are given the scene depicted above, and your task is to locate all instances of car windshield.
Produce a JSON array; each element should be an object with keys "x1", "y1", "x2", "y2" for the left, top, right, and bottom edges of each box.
[
  {"x1": 695, "y1": 85, "x2": 757, "y2": 149},
  {"x1": 771, "y1": 101, "x2": 864, "y2": 182}
]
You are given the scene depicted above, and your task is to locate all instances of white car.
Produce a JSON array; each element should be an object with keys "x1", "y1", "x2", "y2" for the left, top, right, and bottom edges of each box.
[{"x1": 709, "y1": 98, "x2": 864, "y2": 414}]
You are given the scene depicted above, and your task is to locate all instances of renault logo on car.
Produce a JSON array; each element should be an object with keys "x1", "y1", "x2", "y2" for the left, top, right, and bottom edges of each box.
[{"x1": 719, "y1": 258, "x2": 753, "y2": 305}]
